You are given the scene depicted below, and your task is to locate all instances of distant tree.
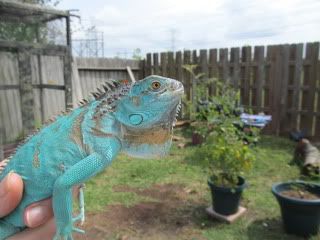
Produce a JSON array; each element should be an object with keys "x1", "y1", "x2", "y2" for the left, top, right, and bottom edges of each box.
[{"x1": 0, "y1": 0, "x2": 61, "y2": 43}]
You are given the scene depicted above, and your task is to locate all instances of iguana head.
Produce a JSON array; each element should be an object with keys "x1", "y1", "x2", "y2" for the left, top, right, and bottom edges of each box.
[{"x1": 114, "y1": 75, "x2": 184, "y2": 158}]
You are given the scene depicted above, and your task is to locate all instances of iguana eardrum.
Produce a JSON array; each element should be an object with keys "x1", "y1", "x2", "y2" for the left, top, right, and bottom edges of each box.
[{"x1": 0, "y1": 75, "x2": 184, "y2": 240}]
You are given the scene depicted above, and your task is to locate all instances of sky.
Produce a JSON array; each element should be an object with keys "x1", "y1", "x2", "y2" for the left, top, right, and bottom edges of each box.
[{"x1": 57, "y1": 0, "x2": 320, "y2": 58}]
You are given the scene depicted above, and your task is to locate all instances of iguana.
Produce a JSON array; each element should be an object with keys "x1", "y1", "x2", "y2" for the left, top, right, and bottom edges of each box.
[{"x1": 0, "y1": 75, "x2": 184, "y2": 240}]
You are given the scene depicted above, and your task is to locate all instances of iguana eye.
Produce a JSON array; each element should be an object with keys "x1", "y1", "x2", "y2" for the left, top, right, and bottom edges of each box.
[{"x1": 151, "y1": 81, "x2": 161, "y2": 90}]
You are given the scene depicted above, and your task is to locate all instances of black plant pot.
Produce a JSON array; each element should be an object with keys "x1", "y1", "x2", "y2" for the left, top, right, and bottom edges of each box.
[
  {"x1": 272, "y1": 181, "x2": 320, "y2": 237},
  {"x1": 208, "y1": 176, "x2": 247, "y2": 215}
]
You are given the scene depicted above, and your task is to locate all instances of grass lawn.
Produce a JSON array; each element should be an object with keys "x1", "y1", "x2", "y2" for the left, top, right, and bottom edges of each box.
[{"x1": 79, "y1": 130, "x2": 319, "y2": 240}]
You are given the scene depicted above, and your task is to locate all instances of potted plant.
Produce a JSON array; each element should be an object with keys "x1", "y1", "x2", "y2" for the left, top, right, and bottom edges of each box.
[
  {"x1": 191, "y1": 102, "x2": 255, "y2": 215},
  {"x1": 184, "y1": 65, "x2": 258, "y2": 215},
  {"x1": 272, "y1": 180, "x2": 320, "y2": 237}
]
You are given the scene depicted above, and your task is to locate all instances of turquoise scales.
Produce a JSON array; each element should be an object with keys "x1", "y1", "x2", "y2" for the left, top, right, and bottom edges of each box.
[{"x1": 0, "y1": 75, "x2": 184, "y2": 240}]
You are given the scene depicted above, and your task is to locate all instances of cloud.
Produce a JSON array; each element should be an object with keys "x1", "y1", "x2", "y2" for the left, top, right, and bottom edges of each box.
[{"x1": 58, "y1": 0, "x2": 320, "y2": 57}]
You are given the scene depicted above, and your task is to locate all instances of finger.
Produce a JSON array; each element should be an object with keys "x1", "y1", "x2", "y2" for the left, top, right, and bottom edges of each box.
[
  {"x1": 23, "y1": 185, "x2": 81, "y2": 228},
  {"x1": 24, "y1": 198, "x2": 53, "y2": 228},
  {"x1": 8, "y1": 217, "x2": 56, "y2": 240},
  {"x1": 0, "y1": 172, "x2": 23, "y2": 217}
]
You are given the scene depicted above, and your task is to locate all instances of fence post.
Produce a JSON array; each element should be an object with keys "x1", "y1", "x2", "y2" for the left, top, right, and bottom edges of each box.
[
  {"x1": 18, "y1": 49, "x2": 35, "y2": 135},
  {"x1": 0, "y1": 122, "x2": 4, "y2": 160},
  {"x1": 64, "y1": 51, "x2": 73, "y2": 109}
]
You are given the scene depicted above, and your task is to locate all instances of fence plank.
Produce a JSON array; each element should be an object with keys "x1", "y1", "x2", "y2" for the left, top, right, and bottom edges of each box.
[
  {"x1": 183, "y1": 50, "x2": 191, "y2": 100},
  {"x1": 168, "y1": 51, "x2": 175, "y2": 78},
  {"x1": 139, "y1": 59, "x2": 145, "y2": 79},
  {"x1": 263, "y1": 45, "x2": 277, "y2": 133},
  {"x1": 176, "y1": 51, "x2": 183, "y2": 82},
  {"x1": 160, "y1": 52, "x2": 168, "y2": 77},
  {"x1": 208, "y1": 49, "x2": 218, "y2": 96},
  {"x1": 289, "y1": 44, "x2": 303, "y2": 131},
  {"x1": 191, "y1": 50, "x2": 198, "y2": 104},
  {"x1": 230, "y1": 47, "x2": 240, "y2": 89},
  {"x1": 300, "y1": 42, "x2": 319, "y2": 136},
  {"x1": 153, "y1": 53, "x2": 160, "y2": 75},
  {"x1": 253, "y1": 46, "x2": 264, "y2": 111},
  {"x1": 0, "y1": 52, "x2": 22, "y2": 142},
  {"x1": 279, "y1": 44, "x2": 290, "y2": 134},
  {"x1": 219, "y1": 48, "x2": 229, "y2": 83},
  {"x1": 192, "y1": 50, "x2": 198, "y2": 64},
  {"x1": 316, "y1": 60, "x2": 320, "y2": 138},
  {"x1": 146, "y1": 53, "x2": 152, "y2": 76},
  {"x1": 241, "y1": 46, "x2": 252, "y2": 106},
  {"x1": 272, "y1": 45, "x2": 284, "y2": 135},
  {"x1": 199, "y1": 49, "x2": 208, "y2": 82},
  {"x1": 0, "y1": 127, "x2": 3, "y2": 160},
  {"x1": 41, "y1": 56, "x2": 65, "y2": 120}
]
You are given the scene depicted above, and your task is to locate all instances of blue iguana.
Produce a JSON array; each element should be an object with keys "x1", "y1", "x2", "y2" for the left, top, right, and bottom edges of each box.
[{"x1": 0, "y1": 75, "x2": 184, "y2": 240}]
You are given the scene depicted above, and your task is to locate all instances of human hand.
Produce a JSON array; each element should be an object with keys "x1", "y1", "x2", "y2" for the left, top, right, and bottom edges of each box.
[{"x1": 0, "y1": 166, "x2": 56, "y2": 240}]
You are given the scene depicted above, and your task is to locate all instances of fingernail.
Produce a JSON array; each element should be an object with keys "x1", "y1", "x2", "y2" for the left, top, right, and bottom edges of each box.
[
  {"x1": 0, "y1": 172, "x2": 12, "y2": 197},
  {"x1": 25, "y1": 206, "x2": 47, "y2": 227}
]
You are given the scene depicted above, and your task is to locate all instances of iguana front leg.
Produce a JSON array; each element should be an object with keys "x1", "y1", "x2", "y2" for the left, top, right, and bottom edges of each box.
[{"x1": 52, "y1": 145, "x2": 120, "y2": 240}]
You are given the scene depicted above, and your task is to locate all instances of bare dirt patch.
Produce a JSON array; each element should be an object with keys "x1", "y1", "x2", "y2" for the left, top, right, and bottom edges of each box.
[{"x1": 77, "y1": 184, "x2": 210, "y2": 240}]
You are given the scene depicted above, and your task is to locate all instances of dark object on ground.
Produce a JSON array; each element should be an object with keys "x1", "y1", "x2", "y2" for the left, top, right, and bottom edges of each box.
[
  {"x1": 192, "y1": 132, "x2": 204, "y2": 145},
  {"x1": 290, "y1": 130, "x2": 306, "y2": 142},
  {"x1": 292, "y1": 139, "x2": 320, "y2": 176},
  {"x1": 272, "y1": 181, "x2": 320, "y2": 237},
  {"x1": 208, "y1": 177, "x2": 247, "y2": 215}
]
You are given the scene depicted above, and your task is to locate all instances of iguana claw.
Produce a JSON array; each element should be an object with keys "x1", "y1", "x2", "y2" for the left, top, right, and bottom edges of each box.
[{"x1": 72, "y1": 184, "x2": 85, "y2": 225}]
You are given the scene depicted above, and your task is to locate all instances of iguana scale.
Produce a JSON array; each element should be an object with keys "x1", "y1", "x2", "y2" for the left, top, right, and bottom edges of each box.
[{"x1": 0, "y1": 75, "x2": 184, "y2": 240}]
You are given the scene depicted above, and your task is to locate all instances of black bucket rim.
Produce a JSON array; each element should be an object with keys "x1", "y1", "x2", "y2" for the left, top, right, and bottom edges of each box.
[
  {"x1": 272, "y1": 180, "x2": 320, "y2": 205},
  {"x1": 208, "y1": 176, "x2": 247, "y2": 193}
]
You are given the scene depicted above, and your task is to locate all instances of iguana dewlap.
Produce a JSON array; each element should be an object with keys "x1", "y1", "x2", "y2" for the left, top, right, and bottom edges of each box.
[{"x1": 0, "y1": 75, "x2": 184, "y2": 240}]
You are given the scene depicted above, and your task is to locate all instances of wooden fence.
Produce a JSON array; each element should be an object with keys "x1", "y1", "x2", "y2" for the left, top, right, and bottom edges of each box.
[
  {"x1": 142, "y1": 42, "x2": 320, "y2": 139},
  {"x1": 1, "y1": 42, "x2": 319, "y2": 142},
  {"x1": 73, "y1": 57, "x2": 141, "y2": 104},
  {"x1": 0, "y1": 55, "x2": 141, "y2": 143},
  {"x1": 0, "y1": 41, "x2": 72, "y2": 143}
]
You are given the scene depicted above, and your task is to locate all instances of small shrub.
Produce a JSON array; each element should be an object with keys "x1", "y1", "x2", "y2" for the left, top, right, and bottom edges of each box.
[{"x1": 184, "y1": 64, "x2": 258, "y2": 186}]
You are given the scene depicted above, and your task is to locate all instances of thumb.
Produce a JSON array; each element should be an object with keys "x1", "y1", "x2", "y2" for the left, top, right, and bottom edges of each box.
[{"x1": 0, "y1": 172, "x2": 23, "y2": 217}]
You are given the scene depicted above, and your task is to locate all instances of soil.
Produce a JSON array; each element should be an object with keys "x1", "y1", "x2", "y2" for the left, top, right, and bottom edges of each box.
[
  {"x1": 281, "y1": 189, "x2": 320, "y2": 200},
  {"x1": 75, "y1": 183, "x2": 211, "y2": 240}
]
